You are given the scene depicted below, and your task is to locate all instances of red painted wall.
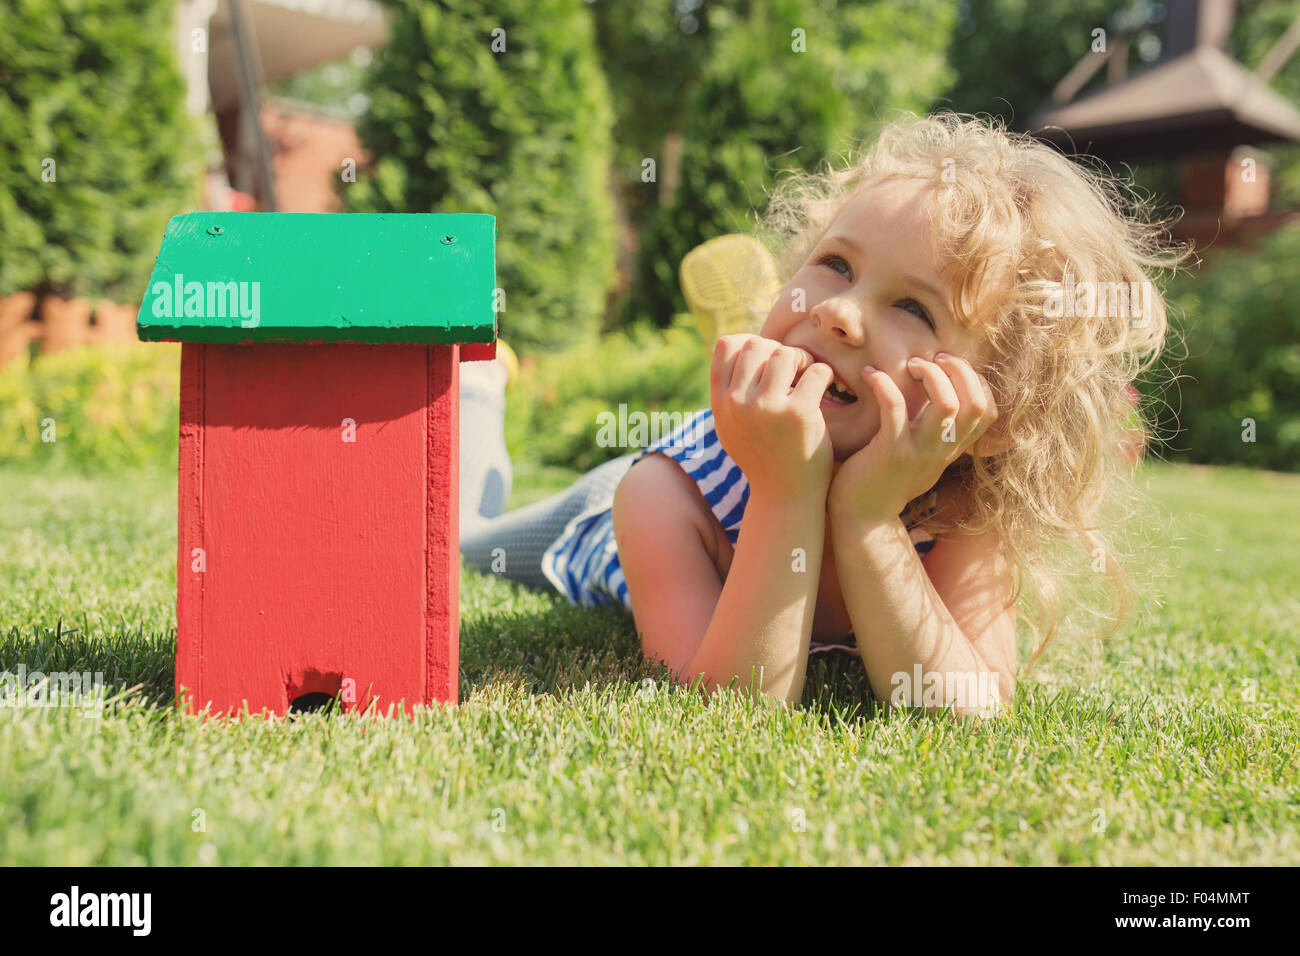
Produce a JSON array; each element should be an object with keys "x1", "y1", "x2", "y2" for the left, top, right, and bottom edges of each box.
[{"x1": 176, "y1": 341, "x2": 459, "y2": 718}]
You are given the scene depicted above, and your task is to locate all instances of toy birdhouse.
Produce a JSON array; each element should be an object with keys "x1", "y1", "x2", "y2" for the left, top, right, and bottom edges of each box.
[{"x1": 136, "y1": 212, "x2": 497, "y2": 718}]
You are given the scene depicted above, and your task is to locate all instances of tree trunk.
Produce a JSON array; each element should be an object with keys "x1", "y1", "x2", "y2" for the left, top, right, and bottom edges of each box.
[{"x1": 659, "y1": 129, "x2": 684, "y2": 209}]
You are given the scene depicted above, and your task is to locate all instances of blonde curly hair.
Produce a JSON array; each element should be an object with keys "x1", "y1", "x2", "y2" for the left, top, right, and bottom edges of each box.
[{"x1": 752, "y1": 110, "x2": 1194, "y2": 666}]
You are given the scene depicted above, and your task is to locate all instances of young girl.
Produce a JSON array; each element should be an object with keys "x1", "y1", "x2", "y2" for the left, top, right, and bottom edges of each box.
[{"x1": 459, "y1": 111, "x2": 1186, "y2": 717}]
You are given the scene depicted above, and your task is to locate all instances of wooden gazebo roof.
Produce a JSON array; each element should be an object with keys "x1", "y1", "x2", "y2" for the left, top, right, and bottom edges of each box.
[
  {"x1": 1031, "y1": 43, "x2": 1300, "y2": 162},
  {"x1": 1030, "y1": 0, "x2": 1300, "y2": 162}
]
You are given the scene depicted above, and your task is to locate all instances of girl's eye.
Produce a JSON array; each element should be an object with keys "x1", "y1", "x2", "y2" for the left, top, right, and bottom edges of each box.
[
  {"x1": 814, "y1": 252, "x2": 935, "y2": 330},
  {"x1": 814, "y1": 253, "x2": 851, "y2": 278},
  {"x1": 897, "y1": 298, "x2": 934, "y2": 330}
]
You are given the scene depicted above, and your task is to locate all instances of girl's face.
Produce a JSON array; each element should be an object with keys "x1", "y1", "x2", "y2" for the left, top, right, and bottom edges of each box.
[{"x1": 760, "y1": 177, "x2": 990, "y2": 462}]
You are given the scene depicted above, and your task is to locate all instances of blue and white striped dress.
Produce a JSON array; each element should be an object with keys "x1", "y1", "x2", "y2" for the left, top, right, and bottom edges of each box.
[{"x1": 540, "y1": 407, "x2": 939, "y2": 655}]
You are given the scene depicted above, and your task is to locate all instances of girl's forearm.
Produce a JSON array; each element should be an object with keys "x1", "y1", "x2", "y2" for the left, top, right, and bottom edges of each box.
[
  {"x1": 687, "y1": 488, "x2": 827, "y2": 707},
  {"x1": 831, "y1": 516, "x2": 1001, "y2": 717}
]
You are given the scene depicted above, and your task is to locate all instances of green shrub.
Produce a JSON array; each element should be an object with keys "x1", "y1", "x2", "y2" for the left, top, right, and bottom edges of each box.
[
  {"x1": 0, "y1": 343, "x2": 180, "y2": 472},
  {"x1": 1144, "y1": 224, "x2": 1300, "y2": 471},
  {"x1": 0, "y1": 0, "x2": 203, "y2": 301},
  {"x1": 628, "y1": 0, "x2": 957, "y2": 327},
  {"x1": 589, "y1": 1, "x2": 714, "y2": 244},
  {"x1": 0, "y1": 312, "x2": 705, "y2": 478},
  {"x1": 505, "y1": 313, "x2": 711, "y2": 472},
  {"x1": 343, "y1": 0, "x2": 617, "y2": 354}
]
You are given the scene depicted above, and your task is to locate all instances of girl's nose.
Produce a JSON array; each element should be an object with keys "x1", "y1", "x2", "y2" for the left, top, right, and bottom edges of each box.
[{"x1": 810, "y1": 297, "x2": 865, "y2": 344}]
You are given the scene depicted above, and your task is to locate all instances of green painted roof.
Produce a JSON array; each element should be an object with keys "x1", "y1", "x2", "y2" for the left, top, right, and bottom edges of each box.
[{"x1": 136, "y1": 212, "x2": 497, "y2": 345}]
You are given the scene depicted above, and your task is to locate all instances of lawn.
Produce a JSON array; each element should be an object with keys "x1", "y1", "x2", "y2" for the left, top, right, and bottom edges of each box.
[{"x1": 0, "y1": 460, "x2": 1296, "y2": 865}]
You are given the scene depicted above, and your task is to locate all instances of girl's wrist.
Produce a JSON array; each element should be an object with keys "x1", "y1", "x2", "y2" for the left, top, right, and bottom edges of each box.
[
  {"x1": 747, "y1": 481, "x2": 832, "y2": 516},
  {"x1": 826, "y1": 483, "x2": 905, "y2": 526}
]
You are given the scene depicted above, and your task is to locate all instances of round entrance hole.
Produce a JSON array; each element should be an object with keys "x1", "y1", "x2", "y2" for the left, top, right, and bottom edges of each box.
[{"x1": 289, "y1": 692, "x2": 341, "y2": 716}]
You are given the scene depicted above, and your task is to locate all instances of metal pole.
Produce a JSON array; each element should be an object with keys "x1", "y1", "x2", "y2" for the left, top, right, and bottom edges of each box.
[{"x1": 227, "y1": 0, "x2": 278, "y2": 211}]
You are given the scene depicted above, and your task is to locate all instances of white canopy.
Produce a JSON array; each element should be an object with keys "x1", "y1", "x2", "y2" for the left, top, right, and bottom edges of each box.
[{"x1": 205, "y1": 0, "x2": 389, "y2": 111}]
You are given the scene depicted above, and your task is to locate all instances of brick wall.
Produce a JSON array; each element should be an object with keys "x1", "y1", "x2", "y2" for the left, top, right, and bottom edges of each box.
[
  {"x1": 0, "y1": 294, "x2": 143, "y2": 369},
  {"x1": 259, "y1": 100, "x2": 369, "y2": 213},
  {"x1": 218, "y1": 99, "x2": 369, "y2": 213}
]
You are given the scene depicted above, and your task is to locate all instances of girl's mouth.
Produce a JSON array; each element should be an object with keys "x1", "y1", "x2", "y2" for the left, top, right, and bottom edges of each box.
[{"x1": 822, "y1": 378, "x2": 858, "y2": 406}]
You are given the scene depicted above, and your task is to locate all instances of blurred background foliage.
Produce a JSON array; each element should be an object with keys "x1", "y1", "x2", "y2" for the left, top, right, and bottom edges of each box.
[
  {"x1": 1145, "y1": 223, "x2": 1300, "y2": 471},
  {"x1": 504, "y1": 312, "x2": 710, "y2": 472},
  {"x1": 0, "y1": 342, "x2": 180, "y2": 472},
  {"x1": 340, "y1": 0, "x2": 618, "y2": 355},
  {"x1": 0, "y1": 0, "x2": 204, "y2": 302},
  {"x1": 625, "y1": 0, "x2": 958, "y2": 330},
  {"x1": 1, "y1": 0, "x2": 1299, "y2": 472}
]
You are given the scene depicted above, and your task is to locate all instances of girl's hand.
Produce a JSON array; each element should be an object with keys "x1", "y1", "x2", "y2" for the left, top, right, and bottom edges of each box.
[
  {"x1": 828, "y1": 353, "x2": 999, "y2": 524},
  {"x1": 710, "y1": 334, "x2": 837, "y2": 498}
]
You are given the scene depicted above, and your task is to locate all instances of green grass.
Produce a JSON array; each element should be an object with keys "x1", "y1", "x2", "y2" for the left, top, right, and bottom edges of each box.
[{"x1": 0, "y1": 460, "x2": 1296, "y2": 865}]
